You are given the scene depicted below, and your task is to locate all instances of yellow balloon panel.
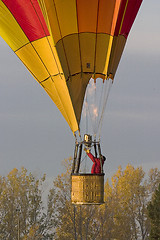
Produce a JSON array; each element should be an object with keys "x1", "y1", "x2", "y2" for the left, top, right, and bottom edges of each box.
[
  {"x1": 54, "y1": 0, "x2": 78, "y2": 38},
  {"x1": 95, "y1": 34, "x2": 113, "y2": 75},
  {"x1": 79, "y1": 33, "x2": 96, "y2": 73},
  {"x1": 56, "y1": 34, "x2": 81, "y2": 80},
  {"x1": 31, "y1": 36, "x2": 62, "y2": 77},
  {"x1": 41, "y1": 0, "x2": 61, "y2": 44},
  {"x1": 56, "y1": 40, "x2": 70, "y2": 80},
  {"x1": 0, "y1": 1, "x2": 28, "y2": 51},
  {"x1": 62, "y1": 34, "x2": 81, "y2": 77},
  {"x1": 16, "y1": 39, "x2": 50, "y2": 82},
  {"x1": 41, "y1": 75, "x2": 78, "y2": 132}
]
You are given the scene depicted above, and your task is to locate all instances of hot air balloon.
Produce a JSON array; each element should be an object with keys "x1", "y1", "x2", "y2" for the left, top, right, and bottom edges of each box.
[{"x1": 0, "y1": 0, "x2": 143, "y2": 204}]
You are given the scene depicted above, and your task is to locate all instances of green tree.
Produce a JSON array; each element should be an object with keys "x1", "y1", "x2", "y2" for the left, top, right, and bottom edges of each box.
[{"x1": 147, "y1": 184, "x2": 160, "y2": 240}]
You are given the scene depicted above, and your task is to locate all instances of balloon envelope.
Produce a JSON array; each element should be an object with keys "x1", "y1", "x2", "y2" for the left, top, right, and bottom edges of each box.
[{"x1": 0, "y1": 0, "x2": 143, "y2": 134}]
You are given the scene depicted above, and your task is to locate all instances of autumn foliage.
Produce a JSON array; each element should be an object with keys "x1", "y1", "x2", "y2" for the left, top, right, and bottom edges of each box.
[{"x1": 0, "y1": 159, "x2": 159, "y2": 240}]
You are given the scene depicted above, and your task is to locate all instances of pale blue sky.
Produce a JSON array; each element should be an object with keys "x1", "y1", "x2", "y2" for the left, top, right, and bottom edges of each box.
[{"x1": 0, "y1": 1, "x2": 160, "y2": 179}]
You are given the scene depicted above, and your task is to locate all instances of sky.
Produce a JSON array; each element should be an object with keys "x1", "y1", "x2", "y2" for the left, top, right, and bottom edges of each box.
[{"x1": 0, "y1": 0, "x2": 160, "y2": 180}]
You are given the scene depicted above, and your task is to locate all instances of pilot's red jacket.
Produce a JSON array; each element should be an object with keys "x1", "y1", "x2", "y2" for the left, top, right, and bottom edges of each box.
[{"x1": 87, "y1": 152, "x2": 104, "y2": 174}]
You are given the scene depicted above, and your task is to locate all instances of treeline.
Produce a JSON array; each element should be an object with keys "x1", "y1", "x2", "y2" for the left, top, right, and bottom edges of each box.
[{"x1": 0, "y1": 158, "x2": 160, "y2": 240}]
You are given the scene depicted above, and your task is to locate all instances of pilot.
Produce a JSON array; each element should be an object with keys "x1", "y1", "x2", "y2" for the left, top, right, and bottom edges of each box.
[{"x1": 84, "y1": 148, "x2": 106, "y2": 174}]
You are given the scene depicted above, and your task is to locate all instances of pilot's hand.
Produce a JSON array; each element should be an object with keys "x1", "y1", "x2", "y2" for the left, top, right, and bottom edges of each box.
[{"x1": 84, "y1": 148, "x2": 90, "y2": 153}]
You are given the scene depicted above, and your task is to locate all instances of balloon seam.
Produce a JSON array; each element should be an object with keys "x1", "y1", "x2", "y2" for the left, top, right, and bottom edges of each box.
[
  {"x1": 93, "y1": 0, "x2": 100, "y2": 76},
  {"x1": 53, "y1": 0, "x2": 71, "y2": 77},
  {"x1": 29, "y1": 0, "x2": 50, "y2": 38},
  {"x1": 75, "y1": 0, "x2": 83, "y2": 77}
]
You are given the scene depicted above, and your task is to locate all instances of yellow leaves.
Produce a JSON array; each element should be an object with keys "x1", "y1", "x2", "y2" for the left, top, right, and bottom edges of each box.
[
  {"x1": 104, "y1": 179, "x2": 113, "y2": 200},
  {"x1": 0, "y1": 160, "x2": 159, "y2": 239},
  {"x1": 8, "y1": 168, "x2": 18, "y2": 176},
  {"x1": 23, "y1": 224, "x2": 41, "y2": 240},
  {"x1": 8, "y1": 168, "x2": 18, "y2": 184},
  {"x1": 104, "y1": 166, "x2": 160, "y2": 240},
  {"x1": 62, "y1": 157, "x2": 73, "y2": 174},
  {"x1": 28, "y1": 224, "x2": 39, "y2": 237},
  {"x1": 110, "y1": 164, "x2": 145, "y2": 198},
  {"x1": 41, "y1": 173, "x2": 46, "y2": 182},
  {"x1": 105, "y1": 164, "x2": 147, "y2": 230},
  {"x1": 0, "y1": 167, "x2": 47, "y2": 238}
]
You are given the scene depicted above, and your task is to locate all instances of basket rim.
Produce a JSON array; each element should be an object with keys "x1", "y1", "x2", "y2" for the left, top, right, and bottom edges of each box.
[{"x1": 71, "y1": 173, "x2": 105, "y2": 176}]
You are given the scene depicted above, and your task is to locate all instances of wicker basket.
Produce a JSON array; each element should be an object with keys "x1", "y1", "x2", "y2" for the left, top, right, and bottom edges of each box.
[{"x1": 71, "y1": 173, "x2": 104, "y2": 204}]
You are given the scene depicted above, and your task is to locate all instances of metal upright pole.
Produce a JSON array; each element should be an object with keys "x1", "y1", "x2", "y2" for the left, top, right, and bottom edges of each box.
[
  {"x1": 72, "y1": 143, "x2": 79, "y2": 174},
  {"x1": 98, "y1": 143, "x2": 103, "y2": 174},
  {"x1": 75, "y1": 143, "x2": 82, "y2": 173},
  {"x1": 94, "y1": 142, "x2": 97, "y2": 158}
]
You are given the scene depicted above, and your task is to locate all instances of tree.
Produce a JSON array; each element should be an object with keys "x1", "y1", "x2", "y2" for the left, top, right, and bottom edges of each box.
[
  {"x1": 103, "y1": 165, "x2": 160, "y2": 240},
  {"x1": 1, "y1": 162, "x2": 159, "y2": 240},
  {"x1": 0, "y1": 167, "x2": 53, "y2": 239},
  {"x1": 147, "y1": 184, "x2": 160, "y2": 240}
]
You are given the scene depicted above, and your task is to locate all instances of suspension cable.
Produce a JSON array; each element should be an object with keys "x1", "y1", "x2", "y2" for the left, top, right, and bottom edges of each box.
[
  {"x1": 85, "y1": 85, "x2": 95, "y2": 134},
  {"x1": 93, "y1": 80, "x2": 97, "y2": 137},
  {"x1": 95, "y1": 79, "x2": 105, "y2": 136},
  {"x1": 98, "y1": 79, "x2": 112, "y2": 139}
]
